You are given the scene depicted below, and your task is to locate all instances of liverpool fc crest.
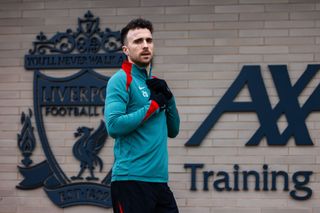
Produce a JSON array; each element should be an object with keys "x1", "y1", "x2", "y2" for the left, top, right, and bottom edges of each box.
[{"x1": 17, "y1": 11, "x2": 123, "y2": 208}]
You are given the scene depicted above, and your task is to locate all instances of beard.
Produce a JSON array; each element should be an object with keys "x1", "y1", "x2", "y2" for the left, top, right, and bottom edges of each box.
[{"x1": 131, "y1": 53, "x2": 153, "y2": 67}]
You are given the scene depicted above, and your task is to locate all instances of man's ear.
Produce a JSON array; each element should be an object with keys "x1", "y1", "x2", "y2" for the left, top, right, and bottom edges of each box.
[{"x1": 122, "y1": 46, "x2": 129, "y2": 56}]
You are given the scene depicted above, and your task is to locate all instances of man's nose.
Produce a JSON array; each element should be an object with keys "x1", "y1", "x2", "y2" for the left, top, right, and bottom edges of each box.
[{"x1": 142, "y1": 40, "x2": 148, "y2": 48}]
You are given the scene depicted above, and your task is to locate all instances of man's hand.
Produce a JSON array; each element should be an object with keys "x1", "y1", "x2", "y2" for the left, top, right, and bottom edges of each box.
[
  {"x1": 150, "y1": 90, "x2": 168, "y2": 110},
  {"x1": 146, "y1": 78, "x2": 173, "y2": 100}
]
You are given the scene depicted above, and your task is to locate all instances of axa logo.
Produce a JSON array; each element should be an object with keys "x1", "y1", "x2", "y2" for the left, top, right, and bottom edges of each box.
[{"x1": 185, "y1": 64, "x2": 320, "y2": 147}]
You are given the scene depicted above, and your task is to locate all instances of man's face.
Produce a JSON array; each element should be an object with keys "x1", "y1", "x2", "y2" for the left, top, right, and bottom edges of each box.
[{"x1": 122, "y1": 28, "x2": 154, "y2": 67}]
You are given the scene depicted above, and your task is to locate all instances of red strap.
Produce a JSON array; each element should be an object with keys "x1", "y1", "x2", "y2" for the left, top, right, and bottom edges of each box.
[{"x1": 121, "y1": 60, "x2": 133, "y2": 91}]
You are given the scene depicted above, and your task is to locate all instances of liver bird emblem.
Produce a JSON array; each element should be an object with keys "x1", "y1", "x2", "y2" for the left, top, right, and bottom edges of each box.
[{"x1": 71, "y1": 120, "x2": 108, "y2": 181}]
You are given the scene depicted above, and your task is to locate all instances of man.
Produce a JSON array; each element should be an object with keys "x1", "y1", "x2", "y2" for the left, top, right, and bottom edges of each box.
[{"x1": 104, "y1": 18, "x2": 180, "y2": 213}]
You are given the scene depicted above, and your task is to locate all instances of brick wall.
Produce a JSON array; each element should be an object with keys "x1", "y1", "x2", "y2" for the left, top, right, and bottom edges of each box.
[{"x1": 0, "y1": 0, "x2": 320, "y2": 212}]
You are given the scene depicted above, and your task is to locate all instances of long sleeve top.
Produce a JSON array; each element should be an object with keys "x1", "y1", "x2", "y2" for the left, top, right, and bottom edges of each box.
[{"x1": 105, "y1": 61, "x2": 180, "y2": 182}]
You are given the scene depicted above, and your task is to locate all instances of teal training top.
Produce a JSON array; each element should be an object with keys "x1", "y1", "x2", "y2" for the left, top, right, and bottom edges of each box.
[{"x1": 105, "y1": 61, "x2": 180, "y2": 183}]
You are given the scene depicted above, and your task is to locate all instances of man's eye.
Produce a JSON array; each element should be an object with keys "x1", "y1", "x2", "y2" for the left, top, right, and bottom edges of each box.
[
  {"x1": 134, "y1": 39, "x2": 143, "y2": 44},
  {"x1": 146, "y1": 38, "x2": 153, "y2": 43}
]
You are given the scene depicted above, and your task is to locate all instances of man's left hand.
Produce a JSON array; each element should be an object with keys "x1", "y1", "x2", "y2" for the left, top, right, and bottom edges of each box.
[{"x1": 146, "y1": 78, "x2": 173, "y2": 100}]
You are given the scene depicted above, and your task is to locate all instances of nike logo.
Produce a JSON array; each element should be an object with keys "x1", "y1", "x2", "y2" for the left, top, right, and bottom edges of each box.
[{"x1": 139, "y1": 86, "x2": 145, "y2": 90}]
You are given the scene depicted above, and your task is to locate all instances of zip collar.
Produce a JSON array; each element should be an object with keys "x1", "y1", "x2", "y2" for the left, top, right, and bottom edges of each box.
[{"x1": 121, "y1": 60, "x2": 152, "y2": 80}]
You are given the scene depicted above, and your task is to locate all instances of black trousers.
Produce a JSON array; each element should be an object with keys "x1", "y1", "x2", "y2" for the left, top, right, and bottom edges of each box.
[{"x1": 111, "y1": 181, "x2": 179, "y2": 213}]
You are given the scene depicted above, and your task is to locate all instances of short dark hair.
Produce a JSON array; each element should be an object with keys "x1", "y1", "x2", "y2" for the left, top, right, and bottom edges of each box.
[{"x1": 120, "y1": 18, "x2": 153, "y2": 45}]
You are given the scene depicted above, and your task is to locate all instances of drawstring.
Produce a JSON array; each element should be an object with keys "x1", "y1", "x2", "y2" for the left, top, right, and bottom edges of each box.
[{"x1": 148, "y1": 63, "x2": 153, "y2": 79}]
